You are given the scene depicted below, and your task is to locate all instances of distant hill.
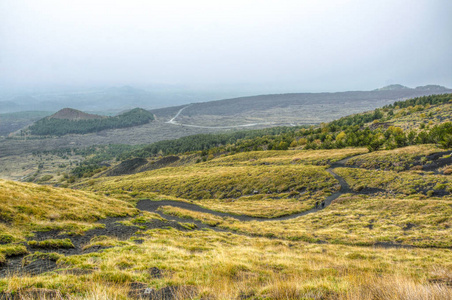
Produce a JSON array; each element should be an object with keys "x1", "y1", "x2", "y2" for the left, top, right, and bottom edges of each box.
[
  {"x1": 374, "y1": 84, "x2": 449, "y2": 92},
  {"x1": 49, "y1": 108, "x2": 104, "y2": 120},
  {"x1": 415, "y1": 85, "x2": 449, "y2": 91},
  {"x1": 27, "y1": 108, "x2": 154, "y2": 136},
  {"x1": 150, "y1": 85, "x2": 452, "y2": 126},
  {"x1": 374, "y1": 84, "x2": 411, "y2": 91}
]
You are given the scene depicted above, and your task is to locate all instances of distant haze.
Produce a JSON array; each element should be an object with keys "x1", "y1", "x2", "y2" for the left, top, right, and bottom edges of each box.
[{"x1": 1, "y1": 0, "x2": 451, "y2": 94}]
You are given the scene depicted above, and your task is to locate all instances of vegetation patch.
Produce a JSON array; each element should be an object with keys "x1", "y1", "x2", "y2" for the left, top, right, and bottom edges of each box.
[
  {"x1": 0, "y1": 244, "x2": 28, "y2": 264},
  {"x1": 158, "y1": 195, "x2": 452, "y2": 248},
  {"x1": 335, "y1": 167, "x2": 452, "y2": 196},
  {"x1": 178, "y1": 222, "x2": 198, "y2": 230},
  {"x1": 210, "y1": 148, "x2": 367, "y2": 166},
  {"x1": 81, "y1": 236, "x2": 125, "y2": 251},
  {"x1": 346, "y1": 144, "x2": 444, "y2": 171},
  {"x1": 195, "y1": 193, "x2": 325, "y2": 218},
  {"x1": 0, "y1": 234, "x2": 15, "y2": 245},
  {"x1": 22, "y1": 252, "x2": 63, "y2": 266},
  {"x1": 0, "y1": 179, "x2": 137, "y2": 242},
  {"x1": 28, "y1": 238, "x2": 74, "y2": 249}
]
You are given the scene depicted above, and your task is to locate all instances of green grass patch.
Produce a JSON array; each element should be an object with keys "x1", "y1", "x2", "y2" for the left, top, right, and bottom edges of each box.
[
  {"x1": 28, "y1": 238, "x2": 74, "y2": 249},
  {"x1": 178, "y1": 222, "x2": 198, "y2": 230},
  {"x1": 0, "y1": 244, "x2": 28, "y2": 263}
]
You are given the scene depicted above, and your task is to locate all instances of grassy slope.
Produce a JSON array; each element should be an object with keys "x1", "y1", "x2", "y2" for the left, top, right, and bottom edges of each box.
[
  {"x1": 345, "y1": 144, "x2": 444, "y2": 170},
  {"x1": 87, "y1": 164, "x2": 335, "y2": 217},
  {"x1": 388, "y1": 102, "x2": 452, "y2": 130},
  {"x1": 335, "y1": 167, "x2": 452, "y2": 195},
  {"x1": 0, "y1": 179, "x2": 137, "y2": 243},
  {"x1": 2, "y1": 228, "x2": 452, "y2": 299},
  {"x1": 160, "y1": 193, "x2": 451, "y2": 248},
  {"x1": 208, "y1": 148, "x2": 367, "y2": 166},
  {"x1": 1, "y1": 158, "x2": 451, "y2": 298},
  {"x1": 81, "y1": 144, "x2": 452, "y2": 248},
  {"x1": 81, "y1": 143, "x2": 452, "y2": 249},
  {"x1": 83, "y1": 149, "x2": 366, "y2": 217}
]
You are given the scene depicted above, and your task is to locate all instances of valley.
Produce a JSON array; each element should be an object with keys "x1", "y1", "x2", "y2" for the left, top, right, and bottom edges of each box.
[{"x1": 2, "y1": 85, "x2": 450, "y2": 154}]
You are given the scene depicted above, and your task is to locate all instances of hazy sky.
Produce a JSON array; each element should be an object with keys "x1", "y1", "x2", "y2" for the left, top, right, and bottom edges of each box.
[{"x1": 1, "y1": 0, "x2": 451, "y2": 92}]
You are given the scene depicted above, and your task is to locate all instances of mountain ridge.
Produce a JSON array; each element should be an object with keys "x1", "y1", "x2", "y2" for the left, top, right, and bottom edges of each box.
[
  {"x1": 150, "y1": 85, "x2": 452, "y2": 121},
  {"x1": 374, "y1": 84, "x2": 449, "y2": 91}
]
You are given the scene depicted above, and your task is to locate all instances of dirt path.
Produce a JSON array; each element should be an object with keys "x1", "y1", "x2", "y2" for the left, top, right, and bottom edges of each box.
[
  {"x1": 166, "y1": 105, "x2": 191, "y2": 124},
  {"x1": 137, "y1": 155, "x2": 357, "y2": 222}
]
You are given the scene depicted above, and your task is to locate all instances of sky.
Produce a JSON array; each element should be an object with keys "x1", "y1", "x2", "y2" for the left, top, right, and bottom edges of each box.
[{"x1": 1, "y1": 0, "x2": 451, "y2": 93}]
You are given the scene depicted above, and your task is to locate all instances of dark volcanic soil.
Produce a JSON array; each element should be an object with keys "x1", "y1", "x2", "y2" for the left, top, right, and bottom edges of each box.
[
  {"x1": 105, "y1": 157, "x2": 148, "y2": 176},
  {"x1": 0, "y1": 217, "x2": 187, "y2": 277},
  {"x1": 105, "y1": 155, "x2": 181, "y2": 176}
]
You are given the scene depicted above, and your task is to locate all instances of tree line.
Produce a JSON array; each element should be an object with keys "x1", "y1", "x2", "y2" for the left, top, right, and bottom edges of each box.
[{"x1": 118, "y1": 126, "x2": 302, "y2": 160}]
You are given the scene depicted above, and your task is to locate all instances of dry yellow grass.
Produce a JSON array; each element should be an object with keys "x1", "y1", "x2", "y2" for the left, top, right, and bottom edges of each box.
[
  {"x1": 335, "y1": 167, "x2": 452, "y2": 196},
  {"x1": 2, "y1": 228, "x2": 451, "y2": 299},
  {"x1": 346, "y1": 144, "x2": 444, "y2": 171},
  {"x1": 210, "y1": 148, "x2": 367, "y2": 166},
  {"x1": 87, "y1": 164, "x2": 334, "y2": 197},
  {"x1": 160, "y1": 194, "x2": 452, "y2": 247},
  {"x1": 0, "y1": 179, "x2": 137, "y2": 242},
  {"x1": 195, "y1": 191, "x2": 326, "y2": 218}
]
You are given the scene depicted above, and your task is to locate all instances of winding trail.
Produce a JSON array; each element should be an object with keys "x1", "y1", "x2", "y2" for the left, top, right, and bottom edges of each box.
[
  {"x1": 137, "y1": 155, "x2": 355, "y2": 222},
  {"x1": 166, "y1": 105, "x2": 191, "y2": 124}
]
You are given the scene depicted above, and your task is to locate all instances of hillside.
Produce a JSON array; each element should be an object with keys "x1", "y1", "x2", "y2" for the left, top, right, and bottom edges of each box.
[
  {"x1": 26, "y1": 108, "x2": 154, "y2": 136},
  {"x1": 0, "y1": 179, "x2": 137, "y2": 243},
  {"x1": 1, "y1": 94, "x2": 452, "y2": 299},
  {"x1": 0, "y1": 85, "x2": 253, "y2": 114},
  {"x1": 82, "y1": 142, "x2": 452, "y2": 248},
  {"x1": 2, "y1": 170, "x2": 450, "y2": 298}
]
